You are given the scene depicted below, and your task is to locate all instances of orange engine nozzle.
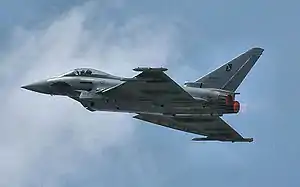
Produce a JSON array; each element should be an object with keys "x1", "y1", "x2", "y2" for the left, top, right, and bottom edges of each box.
[
  {"x1": 225, "y1": 95, "x2": 234, "y2": 105},
  {"x1": 233, "y1": 101, "x2": 240, "y2": 113}
]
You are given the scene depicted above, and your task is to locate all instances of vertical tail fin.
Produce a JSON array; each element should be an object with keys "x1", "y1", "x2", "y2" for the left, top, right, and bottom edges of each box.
[{"x1": 195, "y1": 47, "x2": 264, "y2": 92}]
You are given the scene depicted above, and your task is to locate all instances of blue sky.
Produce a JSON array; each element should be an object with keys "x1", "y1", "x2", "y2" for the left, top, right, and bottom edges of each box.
[{"x1": 0, "y1": 0, "x2": 299, "y2": 187}]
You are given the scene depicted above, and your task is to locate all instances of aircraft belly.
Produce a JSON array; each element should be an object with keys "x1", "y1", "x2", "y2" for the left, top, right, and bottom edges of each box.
[{"x1": 87, "y1": 98, "x2": 217, "y2": 115}]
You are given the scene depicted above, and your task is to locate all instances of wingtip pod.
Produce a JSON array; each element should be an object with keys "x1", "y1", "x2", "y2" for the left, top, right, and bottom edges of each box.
[
  {"x1": 133, "y1": 67, "x2": 168, "y2": 72},
  {"x1": 192, "y1": 137, "x2": 253, "y2": 143}
]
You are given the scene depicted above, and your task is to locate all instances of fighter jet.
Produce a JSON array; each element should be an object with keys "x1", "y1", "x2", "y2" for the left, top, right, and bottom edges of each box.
[{"x1": 22, "y1": 47, "x2": 264, "y2": 143}]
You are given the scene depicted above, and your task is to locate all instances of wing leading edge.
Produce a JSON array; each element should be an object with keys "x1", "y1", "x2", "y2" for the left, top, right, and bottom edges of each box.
[{"x1": 133, "y1": 114, "x2": 253, "y2": 142}]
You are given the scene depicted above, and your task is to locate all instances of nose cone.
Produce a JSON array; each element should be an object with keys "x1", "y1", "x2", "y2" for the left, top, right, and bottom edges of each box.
[{"x1": 21, "y1": 81, "x2": 51, "y2": 94}]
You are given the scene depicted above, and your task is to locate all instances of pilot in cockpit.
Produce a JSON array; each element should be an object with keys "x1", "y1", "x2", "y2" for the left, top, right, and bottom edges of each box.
[
  {"x1": 85, "y1": 69, "x2": 92, "y2": 75},
  {"x1": 60, "y1": 68, "x2": 117, "y2": 79}
]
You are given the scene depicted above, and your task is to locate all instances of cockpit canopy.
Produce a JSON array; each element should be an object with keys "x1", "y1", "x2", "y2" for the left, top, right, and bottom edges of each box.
[{"x1": 59, "y1": 68, "x2": 120, "y2": 79}]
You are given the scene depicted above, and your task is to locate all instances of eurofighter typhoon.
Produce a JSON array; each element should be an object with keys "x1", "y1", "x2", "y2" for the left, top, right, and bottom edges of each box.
[{"x1": 22, "y1": 47, "x2": 264, "y2": 143}]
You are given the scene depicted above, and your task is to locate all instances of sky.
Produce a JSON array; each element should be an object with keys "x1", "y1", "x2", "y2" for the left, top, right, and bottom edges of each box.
[{"x1": 0, "y1": 0, "x2": 299, "y2": 186}]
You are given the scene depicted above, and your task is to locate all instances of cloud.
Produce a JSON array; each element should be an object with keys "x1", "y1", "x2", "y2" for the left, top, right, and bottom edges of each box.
[{"x1": 0, "y1": 1, "x2": 180, "y2": 186}]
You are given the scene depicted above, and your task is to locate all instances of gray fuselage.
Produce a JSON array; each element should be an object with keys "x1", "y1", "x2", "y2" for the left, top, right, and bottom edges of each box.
[{"x1": 43, "y1": 75, "x2": 232, "y2": 115}]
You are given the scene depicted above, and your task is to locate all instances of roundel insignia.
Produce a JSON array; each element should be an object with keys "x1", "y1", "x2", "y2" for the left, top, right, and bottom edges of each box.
[{"x1": 226, "y1": 63, "x2": 232, "y2": 71}]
